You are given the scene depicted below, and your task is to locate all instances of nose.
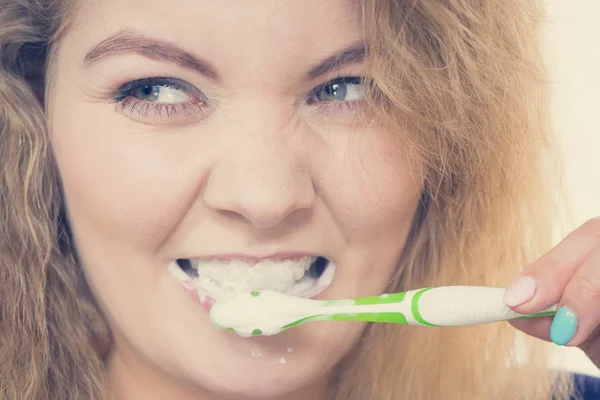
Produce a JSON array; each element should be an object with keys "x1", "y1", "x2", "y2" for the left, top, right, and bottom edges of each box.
[{"x1": 202, "y1": 115, "x2": 316, "y2": 229}]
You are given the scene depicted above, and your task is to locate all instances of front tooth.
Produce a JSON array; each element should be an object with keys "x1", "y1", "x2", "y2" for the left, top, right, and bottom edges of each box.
[
  {"x1": 225, "y1": 262, "x2": 249, "y2": 286},
  {"x1": 274, "y1": 260, "x2": 294, "y2": 281},
  {"x1": 193, "y1": 257, "x2": 319, "y2": 292},
  {"x1": 253, "y1": 260, "x2": 276, "y2": 287}
]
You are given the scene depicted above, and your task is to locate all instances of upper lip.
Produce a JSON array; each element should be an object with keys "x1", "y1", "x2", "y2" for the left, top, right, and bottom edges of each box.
[{"x1": 177, "y1": 251, "x2": 322, "y2": 264}]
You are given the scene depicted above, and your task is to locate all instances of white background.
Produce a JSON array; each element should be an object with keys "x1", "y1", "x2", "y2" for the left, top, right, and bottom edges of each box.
[{"x1": 544, "y1": 0, "x2": 599, "y2": 376}]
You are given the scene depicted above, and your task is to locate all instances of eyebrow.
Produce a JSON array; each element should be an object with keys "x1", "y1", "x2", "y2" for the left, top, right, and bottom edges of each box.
[
  {"x1": 83, "y1": 30, "x2": 220, "y2": 80},
  {"x1": 82, "y1": 30, "x2": 368, "y2": 81},
  {"x1": 305, "y1": 43, "x2": 367, "y2": 80}
]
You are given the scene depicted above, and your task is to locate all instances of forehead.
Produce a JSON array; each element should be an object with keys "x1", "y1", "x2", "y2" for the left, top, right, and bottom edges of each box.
[{"x1": 65, "y1": 0, "x2": 364, "y2": 76}]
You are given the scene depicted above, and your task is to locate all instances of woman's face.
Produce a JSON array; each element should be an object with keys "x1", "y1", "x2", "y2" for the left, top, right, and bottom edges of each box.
[{"x1": 48, "y1": 0, "x2": 423, "y2": 398}]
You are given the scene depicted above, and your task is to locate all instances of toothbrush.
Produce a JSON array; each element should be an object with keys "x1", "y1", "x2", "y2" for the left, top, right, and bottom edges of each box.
[{"x1": 209, "y1": 286, "x2": 557, "y2": 337}]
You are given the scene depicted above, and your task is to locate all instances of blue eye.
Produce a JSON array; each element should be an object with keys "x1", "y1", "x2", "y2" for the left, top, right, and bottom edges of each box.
[
  {"x1": 115, "y1": 77, "x2": 199, "y2": 103},
  {"x1": 309, "y1": 77, "x2": 365, "y2": 104},
  {"x1": 111, "y1": 77, "x2": 208, "y2": 121},
  {"x1": 130, "y1": 84, "x2": 189, "y2": 103}
]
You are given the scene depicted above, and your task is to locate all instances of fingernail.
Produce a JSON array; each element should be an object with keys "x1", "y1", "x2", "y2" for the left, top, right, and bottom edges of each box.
[
  {"x1": 550, "y1": 305, "x2": 578, "y2": 346},
  {"x1": 503, "y1": 276, "x2": 537, "y2": 307}
]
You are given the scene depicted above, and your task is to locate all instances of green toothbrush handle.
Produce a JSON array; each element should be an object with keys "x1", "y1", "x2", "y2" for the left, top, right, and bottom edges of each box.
[
  {"x1": 325, "y1": 291, "x2": 410, "y2": 324},
  {"x1": 324, "y1": 286, "x2": 556, "y2": 327}
]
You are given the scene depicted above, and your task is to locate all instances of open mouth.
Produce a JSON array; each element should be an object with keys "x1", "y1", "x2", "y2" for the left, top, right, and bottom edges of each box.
[{"x1": 168, "y1": 256, "x2": 335, "y2": 302}]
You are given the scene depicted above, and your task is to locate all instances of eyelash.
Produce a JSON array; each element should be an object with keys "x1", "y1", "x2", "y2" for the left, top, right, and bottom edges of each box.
[
  {"x1": 111, "y1": 77, "x2": 207, "y2": 120},
  {"x1": 110, "y1": 76, "x2": 365, "y2": 121}
]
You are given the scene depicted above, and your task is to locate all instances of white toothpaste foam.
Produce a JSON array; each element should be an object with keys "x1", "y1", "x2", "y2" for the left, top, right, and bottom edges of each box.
[
  {"x1": 168, "y1": 257, "x2": 334, "y2": 301},
  {"x1": 191, "y1": 257, "x2": 316, "y2": 294}
]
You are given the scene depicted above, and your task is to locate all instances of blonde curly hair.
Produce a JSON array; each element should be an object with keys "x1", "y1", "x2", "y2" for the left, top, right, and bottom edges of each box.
[{"x1": 0, "y1": 0, "x2": 573, "y2": 398}]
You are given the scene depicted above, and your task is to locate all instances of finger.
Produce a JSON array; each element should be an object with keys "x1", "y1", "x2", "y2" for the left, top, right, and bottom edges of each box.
[
  {"x1": 549, "y1": 244, "x2": 600, "y2": 346},
  {"x1": 503, "y1": 218, "x2": 600, "y2": 314},
  {"x1": 509, "y1": 317, "x2": 553, "y2": 342}
]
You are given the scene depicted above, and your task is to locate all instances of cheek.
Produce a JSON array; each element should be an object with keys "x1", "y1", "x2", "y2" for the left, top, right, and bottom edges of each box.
[
  {"x1": 310, "y1": 129, "x2": 423, "y2": 293},
  {"x1": 320, "y1": 131, "x2": 423, "y2": 231},
  {"x1": 50, "y1": 103, "x2": 208, "y2": 252}
]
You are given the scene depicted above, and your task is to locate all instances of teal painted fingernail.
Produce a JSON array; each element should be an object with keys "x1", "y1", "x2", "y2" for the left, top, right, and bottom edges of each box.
[{"x1": 550, "y1": 306, "x2": 577, "y2": 346}]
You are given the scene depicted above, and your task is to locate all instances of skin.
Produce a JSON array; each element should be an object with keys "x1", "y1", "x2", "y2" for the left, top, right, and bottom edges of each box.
[
  {"x1": 47, "y1": 1, "x2": 423, "y2": 399},
  {"x1": 45, "y1": 0, "x2": 600, "y2": 398}
]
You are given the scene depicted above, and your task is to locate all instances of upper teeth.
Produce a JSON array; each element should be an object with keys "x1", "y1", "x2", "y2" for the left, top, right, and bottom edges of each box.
[{"x1": 189, "y1": 256, "x2": 317, "y2": 293}]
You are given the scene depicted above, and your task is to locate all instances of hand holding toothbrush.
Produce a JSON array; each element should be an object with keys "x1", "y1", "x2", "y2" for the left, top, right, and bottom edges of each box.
[{"x1": 504, "y1": 218, "x2": 600, "y2": 370}]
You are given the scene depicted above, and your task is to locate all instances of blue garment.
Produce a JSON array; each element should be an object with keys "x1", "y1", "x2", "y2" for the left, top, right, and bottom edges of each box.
[{"x1": 571, "y1": 374, "x2": 600, "y2": 399}]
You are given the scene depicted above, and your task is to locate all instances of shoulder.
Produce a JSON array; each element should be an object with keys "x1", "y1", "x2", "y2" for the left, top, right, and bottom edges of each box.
[{"x1": 571, "y1": 373, "x2": 600, "y2": 400}]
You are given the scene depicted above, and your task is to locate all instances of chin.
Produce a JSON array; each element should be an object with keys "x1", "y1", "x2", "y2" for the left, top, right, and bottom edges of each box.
[
  {"x1": 208, "y1": 373, "x2": 319, "y2": 400},
  {"x1": 175, "y1": 342, "x2": 332, "y2": 400}
]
